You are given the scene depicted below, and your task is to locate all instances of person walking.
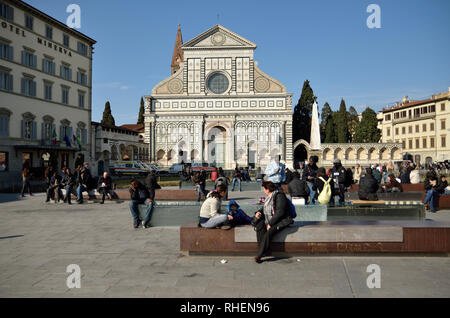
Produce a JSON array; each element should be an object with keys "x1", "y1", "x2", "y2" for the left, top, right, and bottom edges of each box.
[
  {"x1": 192, "y1": 172, "x2": 207, "y2": 202},
  {"x1": 231, "y1": 168, "x2": 242, "y2": 192},
  {"x1": 21, "y1": 168, "x2": 33, "y2": 197}
]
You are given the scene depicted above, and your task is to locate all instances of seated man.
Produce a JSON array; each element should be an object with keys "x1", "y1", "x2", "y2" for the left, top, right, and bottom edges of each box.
[
  {"x1": 287, "y1": 171, "x2": 310, "y2": 203},
  {"x1": 46, "y1": 171, "x2": 64, "y2": 203},
  {"x1": 226, "y1": 200, "x2": 252, "y2": 226},
  {"x1": 358, "y1": 168, "x2": 379, "y2": 201},
  {"x1": 76, "y1": 169, "x2": 92, "y2": 204},
  {"x1": 129, "y1": 178, "x2": 154, "y2": 228},
  {"x1": 97, "y1": 172, "x2": 117, "y2": 204}
]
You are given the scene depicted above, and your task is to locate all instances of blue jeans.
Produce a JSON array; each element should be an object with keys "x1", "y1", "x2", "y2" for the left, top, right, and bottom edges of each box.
[
  {"x1": 307, "y1": 183, "x2": 315, "y2": 205},
  {"x1": 129, "y1": 200, "x2": 154, "y2": 223},
  {"x1": 200, "y1": 214, "x2": 228, "y2": 228},
  {"x1": 232, "y1": 178, "x2": 241, "y2": 191},
  {"x1": 196, "y1": 185, "x2": 207, "y2": 201},
  {"x1": 76, "y1": 185, "x2": 86, "y2": 201},
  {"x1": 65, "y1": 185, "x2": 73, "y2": 203},
  {"x1": 424, "y1": 190, "x2": 439, "y2": 211}
]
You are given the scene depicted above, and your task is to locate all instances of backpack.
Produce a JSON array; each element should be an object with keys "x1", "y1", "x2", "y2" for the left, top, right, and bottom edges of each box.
[
  {"x1": 344, "y1": 169, "x2": 353, "y2": 187},
  {"x1": 273, "y1": 192, "x2": 297, "y2": 219},
  {"x1": 318, "y1": 177, "x2": 332, "y2": 204}
]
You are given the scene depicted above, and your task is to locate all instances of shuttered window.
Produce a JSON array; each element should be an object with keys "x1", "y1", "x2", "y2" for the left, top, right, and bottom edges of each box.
[{"x1": 21, "y1": 77, "x2": 36, "y2": 97}]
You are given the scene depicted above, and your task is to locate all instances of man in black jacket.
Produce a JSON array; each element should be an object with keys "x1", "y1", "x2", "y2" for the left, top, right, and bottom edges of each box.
[
  {"x1": 61, "y1": 168, "x2": 75, "y2": 204},
  {"x1": 129, "y1": 178, "x2": 154, "y2": 228},
  {"x1": 358, "y1": 168, "x2": 379, "y2": 201},
  {"x1": 330, "y1": 159, "x2": 348, "y2": 205},
  {"x1": 287, "y1": 172, "x2": 310, "y2": 203},
  {"x1": 97, "y1": 172, "x2": 116, "y2": 204},
  {"x1": 253, "y1": 181, "x2": 292, "y2": 263},
  {"x1": 302, "y1": 156, "x2": 318, "y2": 205}
]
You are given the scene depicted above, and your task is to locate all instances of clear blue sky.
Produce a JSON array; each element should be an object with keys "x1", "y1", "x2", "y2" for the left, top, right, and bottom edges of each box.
[{"x1": 31, "y1": 0, "x2": 450, "y2": 125}]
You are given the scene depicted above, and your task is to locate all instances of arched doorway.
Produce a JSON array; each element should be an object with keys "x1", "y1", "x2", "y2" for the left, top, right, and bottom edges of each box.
[
  {"x1": 293, "y1": 144, "x2": 308, "y2": 169},
  {"x1": 207, "y1": 126, "x2": 227, "y2": 168}
]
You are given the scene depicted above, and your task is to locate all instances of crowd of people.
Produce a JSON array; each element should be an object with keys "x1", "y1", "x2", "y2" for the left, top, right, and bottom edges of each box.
[{"x1": 41, "y1": 162, "x2": 118, "y2": 205}]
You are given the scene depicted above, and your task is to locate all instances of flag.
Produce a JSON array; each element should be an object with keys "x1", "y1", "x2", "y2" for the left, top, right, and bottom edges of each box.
[
  {"x1": 63, "y1": 135, "x2": 71, "y2": 147},
  {"x1": 74, "y1": 134, "x2": 82, "y2": 150},
  {"x1": 52, "y1": 129, "x2": 57, "y2": 145}
]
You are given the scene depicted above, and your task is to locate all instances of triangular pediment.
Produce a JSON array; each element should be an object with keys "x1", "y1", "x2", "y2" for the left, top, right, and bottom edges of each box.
[{"x1": 182, "y1": 25, "x2": 257, "y2": 49}]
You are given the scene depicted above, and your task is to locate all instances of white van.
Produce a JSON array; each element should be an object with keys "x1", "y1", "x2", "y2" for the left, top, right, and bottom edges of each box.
[
  {"x1": 167, "y1": 164, "x2": 184, "y2": 174},
  {"x1": 109, "y1": 161, "x2": 148, "y2": 176}
]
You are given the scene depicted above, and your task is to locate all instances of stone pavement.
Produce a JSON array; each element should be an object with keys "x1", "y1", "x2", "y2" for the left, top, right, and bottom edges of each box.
[{"x1": 0, "y1": 192, "x2": 449, "y2": 298}]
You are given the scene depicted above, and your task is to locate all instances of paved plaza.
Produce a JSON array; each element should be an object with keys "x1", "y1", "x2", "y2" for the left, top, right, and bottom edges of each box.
[{"x1": 0, "y1": 192, "x2": 449, "y2": 298}]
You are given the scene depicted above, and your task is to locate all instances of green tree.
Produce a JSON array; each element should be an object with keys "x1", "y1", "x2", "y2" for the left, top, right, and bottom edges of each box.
[
  {"x1": 137, "y1": 97, "x2": 145, "y2": 125},
  {"x1": 336, "y1": 98, "x2": 349, "y2": 143},
  {"x1": 347, "y1": 106, "x2": 359, "y2": 142},
  {"x1": 293, "y1": 80, "x2": 316, "y2": 143},
  {"x1": 320, "y1": 102, "x2": 332, "y2": 142},
  {"x1": 354, "y1": 107, "x2": 381, "y2": 142},
  {"x1": 324, "y1": 112, "x2": 337, "y2": 143},
  {"x1": 101, "y1": 101, "x2": 115, "y2": 126}
]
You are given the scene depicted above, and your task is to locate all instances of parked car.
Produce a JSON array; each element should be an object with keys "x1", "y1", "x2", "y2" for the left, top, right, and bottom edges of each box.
[
  {"x1": 109, "y1": 161, "x2": 148, "y2": 176},
  {"x1": 167, "y1": 164, "x2": 184, "y2": 175}
]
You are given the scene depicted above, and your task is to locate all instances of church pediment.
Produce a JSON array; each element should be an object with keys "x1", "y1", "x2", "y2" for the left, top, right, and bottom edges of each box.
[{"x1": 182, "y1": 25, "x2": 257, "y2": 49}]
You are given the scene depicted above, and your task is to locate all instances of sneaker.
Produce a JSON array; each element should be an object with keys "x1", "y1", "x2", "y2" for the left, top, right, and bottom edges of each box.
[
  {"x1": 133, "y1": 221, "x2": 139, "y2": 229},
  {"x1": 254, "y1": 256, "x2": 263, "y2": 264},
  {"x1": 141, "y1": 220, "x2": 146, "y2": 228},
  {"x1": 220, "y1": 225, "x2": 231, "y2": 230},
  {"x1": 100, "y1": 201, "x2": 104, "y2": 204},
  {"x1": 144, "y1": 222, "x2": 152, "y2": 229}
]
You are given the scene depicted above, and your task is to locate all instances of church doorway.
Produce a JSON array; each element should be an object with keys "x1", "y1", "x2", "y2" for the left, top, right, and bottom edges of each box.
[
  {"x1": 294, "y1": 144, "x2": 308, "y2": 169},
  {"x1": 207, "y1": 126, "x2": 226, "y2": 168}
]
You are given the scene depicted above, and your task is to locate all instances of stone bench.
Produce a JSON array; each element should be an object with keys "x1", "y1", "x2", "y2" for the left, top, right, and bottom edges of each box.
[
  {"x1": 348, "y1": 184, "x2": 425, "y2": 193},
  {"x1": 180, "y1": 220, "x2": 450, "y2": 255},
  {"x1": 421, "y1": 194, "x2": 450, "y2": 210},
  {"x1": 67, "y1": 189, "x2": 198, "y2": 201}
]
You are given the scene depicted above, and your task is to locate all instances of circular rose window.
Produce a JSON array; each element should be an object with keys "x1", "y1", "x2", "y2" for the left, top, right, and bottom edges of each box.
[{"x1": 207, "y1": 72, "x2": 229, "y2": 94}]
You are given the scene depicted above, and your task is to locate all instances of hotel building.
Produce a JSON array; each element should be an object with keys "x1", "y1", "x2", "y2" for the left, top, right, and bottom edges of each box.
[{"x1": 0, "y1": 0, "x2": 95, "y2": 189}]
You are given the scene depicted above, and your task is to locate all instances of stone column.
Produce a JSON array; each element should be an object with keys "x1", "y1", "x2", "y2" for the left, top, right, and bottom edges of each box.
[
  {"x1": 280, "y1": 121, "x2": 286, "y2": 161},
  {"x1": 285, "y1": 120, "x2": 294, "y2": 169}
]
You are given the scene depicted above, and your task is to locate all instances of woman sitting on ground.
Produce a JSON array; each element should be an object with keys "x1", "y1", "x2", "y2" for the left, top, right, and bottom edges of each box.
[
  {"x1": 199, "y1": 184, "x2": 233, "y2": 229},
  {"x1": 253, "y1": 181, "x2": 292, "y2": 264}
]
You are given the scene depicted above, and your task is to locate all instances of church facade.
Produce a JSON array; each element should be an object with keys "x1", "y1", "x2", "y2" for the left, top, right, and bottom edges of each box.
[{"x1": 144, "y1": 25, "x2": 293, "y2": 169}]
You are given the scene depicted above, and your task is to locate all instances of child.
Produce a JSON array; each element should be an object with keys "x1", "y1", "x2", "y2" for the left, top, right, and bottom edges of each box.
[{"x1": 226, "y1": 200, "x2": 252, "y2": 226}]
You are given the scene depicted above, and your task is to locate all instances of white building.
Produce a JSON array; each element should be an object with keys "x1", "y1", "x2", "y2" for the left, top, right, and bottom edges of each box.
[
  {"x1": 144, "y1": 25, "x2": 293, "y2": 169},
  {"x1": 91, "y1": 122, "x2": 147, "y2": 176},
  {"x1": 0, "y1": 0, "x2": 95, "y2": 189}
]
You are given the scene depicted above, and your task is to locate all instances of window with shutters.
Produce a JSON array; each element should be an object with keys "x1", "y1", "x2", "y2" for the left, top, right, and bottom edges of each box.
[
  {"x1": 422, "y1": 124, "x2": 427, "y2": 132},
  {"x1": 430, "y1": 137, "x2": 435, "y2": 148},
  {"x1": 77, "y1": 42, "x2": 88, "y2": 56},
  {"x1": 430, "y1": 123, "x2": 434, "y2": 131},
  {"x1": 441, "y1": 120, "x2": 446, "y2": 130},
  {"x1": 42, "y1": 58, "x2": 55, "y2": 75},
  {"x1": 442, "y1": 136, "x2": 447, "y2": 148},
  {"x1": 21, "y1": 113, "x2": 36, "y2": 140},
  {"x1": 77, "y1": 71, "x2": 87, "y2": 85},
  {"x1": 0, "y1": 42, "x2": 13, "y2": 60},
  {"x1": 60, "y1": 64, "x2": 72, "y2": 81},
  {"x1": 423, "y1": 138, "x2": 427, "y2": 149},
  {"x1": 25, "y1": 14, "x2": 33, "y2": 30},
  {"x1": 0, "y1": 71, "x2": 13, "y2": 92},
  {"x1": 78, "y1": 92, "x2": 85, "y2": 108},
  {"x1": 21, "y1": 50, "x2": 37, "y2": 68},
  {"x1": 63, "y1": 34, "x2": 70, "y2": 47},
  {"x1": 0, "y1": 3, "x2": 14, "y2": 21},
  {"x1": 45, "y1": 25, "x2": 53, "y2": 40},
  {"x1": 0, "y1": 108, "x2": 11, "y2": 137},
  {"x1": 44, "y1": 81, "x2": 52, "y2": 100},
  {"x1": 61, "y1": 86, "x2": 69, "y2": 104},
  {"x1": 21, "y1": 76, "x2": 36, "y2": 97}
]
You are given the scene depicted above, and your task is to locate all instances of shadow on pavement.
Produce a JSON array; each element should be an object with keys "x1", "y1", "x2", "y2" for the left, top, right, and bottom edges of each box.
[{"x1": 0, "y1": 193, "x2": 22, "y2": 204}]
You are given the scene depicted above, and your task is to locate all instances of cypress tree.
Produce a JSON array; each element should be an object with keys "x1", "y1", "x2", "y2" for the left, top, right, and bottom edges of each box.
[
  {"x1": 320, "y1": 102, "x2": 332, "y2": 142},
  {"x1": 354, "y1": 107, "x2": 381, "y2": 143},
  {"x1": 347, "y1": 106, "x2": 359, "y2": 142},
  {"x1": 324, "y1": 112, "x2": 337, "y2": 143},
  {"x1": 101, "y1": 101, "x2": 116, "y2": 126},
  {"x1": 293, "y1": 80, "x2": 316, "y2": 143},
  {"x1": 336, "y1": 98, "x2": 349, "y2": 143},
  {"x1": 137, "y1": 97, "x2": 145, "y2": 125}
]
